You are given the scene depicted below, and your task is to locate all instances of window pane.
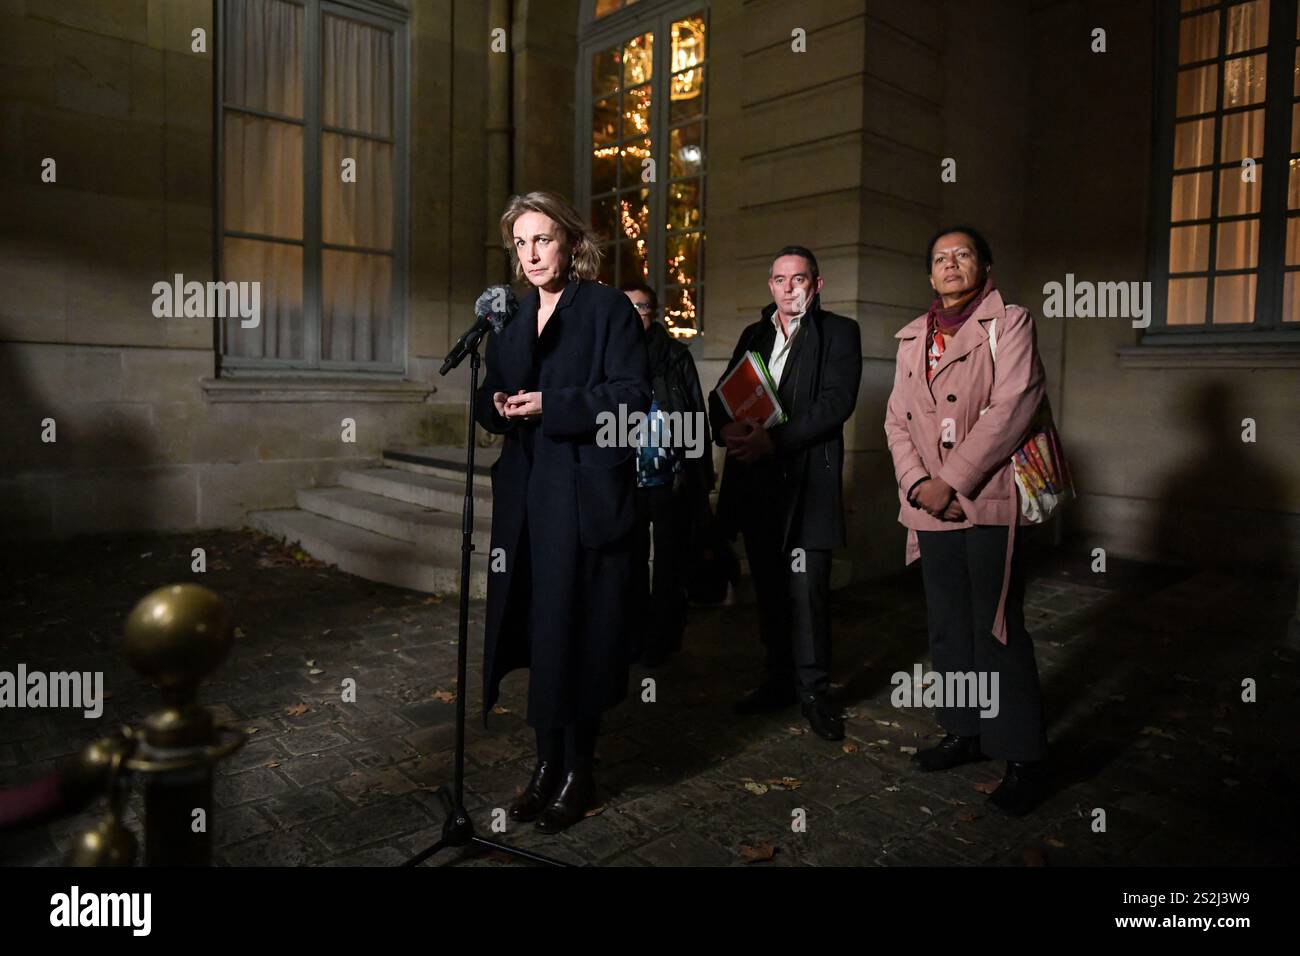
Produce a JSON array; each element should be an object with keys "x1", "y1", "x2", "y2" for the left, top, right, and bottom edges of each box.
[
  {"x1": 617, "y1": 241, "x2": 648, "y2": 284},
  {"x1": 1170, "y1": 224, "x2": 1210, "y2": 271},
  {"x1": 322, "y1": 14, "x2": 393, "y2": 137},
  {"x1": 1177, "y1": 64, "x2": 1217, "y2": 115},
  {"x1": 1293, "y1": 102, "x2": 1300, "y2": 152},
  {"x1": 593, "y1": 95, "x2": 619, "y2": 145},
  {"x1": 222, "y1": 238, "x2": 304, "y2": 358},
  {"x1": 1223, "y1": 54, "x2": 1267, "y2": 108},
  {"x1": 1215, "y1": 218, "x2": 1259, "y2": 268},
  {"x1": 618, "y1": 188, "x2": 650, "y2": 243},
  {"x1": 623, "y1": 33, "x2": 652, "y2": 86},
  {"x1": 1180, "y1": 0, "x2": 1215, "y2": 10},
  {"x1": 1166, "y1": 277, "x2": 1207, "y2": 324},
  {"x1": 322, "y1": 133, "x2": 393, "y2": 250},
  {"x1": 321, "y1": 249, "x2": 392, "y2": 362},
  {"x1": 663, "y1": 286, "x2": 700, "y2": 331},
  {"x1": 595, "y1": 0, "x2": 620, "y2": 16},
  {"x1": 1212, "y1": 273, "x2": 1256, "y2": 323},
  {"x1": 223, "y1": 0, "x2": 303, "y2": 117},
  {"x1": 1284, "y1": 272, "x2": 1300, "y2": 321},
  {"x1": 668, "y1": 179, "x2": 702, "y2": 231},
  {"x1": 591, "y1": 194, "x2": 618, "y2": 244},
  {"x1": 1295, "y1": 47, "x2": 1299, "y2": 95},
  {"x1": 592, "y1": 46, "x2": 620, "y2": 98},
  {"x1": 1225, "y1": 0, "x2": 1269, "y2": 54},
  {"x1": 666, "y1": 231, "x2": 701, "y2": 286},
  {"x1": 670, "y1": 65, "x2": 705, "y2": 124},
  {"x1": 1289, "y1": 215, "x2": 1300, "y2": 263},
  {"x1": 1172, "y1": 170, "x2": 1213, "y2": 220},
  {"x1": 1218, "y1": 165, "x2": 1261, "y2": 215},
  {"x1": 1291, "y1": 161, "x2": 1300, "y2": 209},
  {"x1": 1220, "y1": 107, "x2": 1266, "y2": 160},
  {"x1": 593, "y1": 145, "x2": 617, "y2": 194},
  {"x1": 223, "y1": 114, "x2": 303, "y2": 240},
  {"x1": 624, "y1": 84, "x2": 652, "y2": 139},
  {"x1": 670, "y1": 123, "x2": 704, "y2": 179},
  {"x1": 1174, "y1": 117, "x2": 1216, "y2": 168},
  {"x1": 1179, "y1": 11, "x2": 1219, "y2": 62},
  {"x1": 619, "y1": 137, "x2": 652, "y2": 187},
  {"x1": 672, "y1": 14, "x2": 706, "y2": 69}
]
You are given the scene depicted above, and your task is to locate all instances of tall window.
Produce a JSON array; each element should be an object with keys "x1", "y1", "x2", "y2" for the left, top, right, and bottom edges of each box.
[
  {"x1": 1150, "y1": 0, "x2": 1298, "y2": 336},
  {"x1": 218, "y1": 0, "x2": 409, "y2": 374},
  {"x1": 580, "y1": 2, "x2": 707, "y2": 339}
]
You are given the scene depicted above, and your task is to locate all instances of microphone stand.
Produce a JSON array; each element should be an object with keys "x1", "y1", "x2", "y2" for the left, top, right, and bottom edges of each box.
[{"x1": 403, "y1": 343, "x2": 568, "y2": 868}]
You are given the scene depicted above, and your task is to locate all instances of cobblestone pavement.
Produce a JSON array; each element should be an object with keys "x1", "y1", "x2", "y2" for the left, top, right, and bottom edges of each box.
[{"x1": 2, "y1": 529, "x2": 1297, "y2": 867}]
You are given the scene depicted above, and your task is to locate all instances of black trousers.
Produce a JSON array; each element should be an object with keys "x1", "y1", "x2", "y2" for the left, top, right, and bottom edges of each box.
[
  {"x1": 536, "y1": 719, "x2": 600, "y2": 774},
  {"x1": 632, "y1": 483, "x2": 690, "y2": 657},
  {"x1": 743, "y1": 521, "x2": 832, "y2": 701},
  {"x1": 916, "y1": 525, "x2": 1047, "y2": 762}
]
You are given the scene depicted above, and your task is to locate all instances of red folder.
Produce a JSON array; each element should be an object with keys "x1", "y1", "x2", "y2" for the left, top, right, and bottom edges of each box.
[{"x1": 716, "y1": 351, "x2": 787, "y2": 428}]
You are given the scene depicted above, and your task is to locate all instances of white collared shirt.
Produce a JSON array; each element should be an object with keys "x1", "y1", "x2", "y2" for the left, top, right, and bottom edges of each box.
[{"x1": 768, "y1": 309, "x2": 803, "y2": 386}]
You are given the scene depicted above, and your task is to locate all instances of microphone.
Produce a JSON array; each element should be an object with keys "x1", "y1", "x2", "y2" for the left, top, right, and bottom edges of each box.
[{"x1": 440, "y1": 284, "x2": 518, "y2": 375}]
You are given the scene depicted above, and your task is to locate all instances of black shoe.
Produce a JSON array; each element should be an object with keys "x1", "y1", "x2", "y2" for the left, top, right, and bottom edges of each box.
[
  {"x1": 988, "y1": 761, "x2": 1048, "y2": 816},
  {"x1": 801, "y1": 694, "x2": 845, "y2": 741},
  {"x1": 507, "y1": 761, "x2": 562, "y2": 823},
  {"x1": 535, "y1": 771, "x2": 597, "y2": 834},
  {"x1": 733, "y1": 680, "x2": 797, "y2": 715},
  {"x1": 913, "y1": 734, "x2": 985, "y2": 772}
]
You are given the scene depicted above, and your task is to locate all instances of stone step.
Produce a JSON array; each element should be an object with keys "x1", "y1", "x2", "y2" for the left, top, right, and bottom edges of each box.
[
  {"x1": 296, "y1": 485, "x2": 491, "y2": 553},
  {"x1": 247, "y1": 508, "x2": 490, "y2": 599},
  {"x1": 383, "y1": 445, "x2": 499, "y2": 488},
  {"x1": 339, "y1": 467, "x2": 493, "y2": 517}
]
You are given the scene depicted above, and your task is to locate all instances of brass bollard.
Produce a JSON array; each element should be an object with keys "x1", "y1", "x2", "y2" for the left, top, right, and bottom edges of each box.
[
  {"x1": 123, "y1": 584, "x2": 237, "y2": 866},
  {"x1": 64, "y1": 585, "x2": 245, "y2": 866}
]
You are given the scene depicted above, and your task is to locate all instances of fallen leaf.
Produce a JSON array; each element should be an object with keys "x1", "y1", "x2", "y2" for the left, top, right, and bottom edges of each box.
[
  {"x1": 264, "y1": 761, "x2": 280, "y2": 769},
  {"x1": 1045, "y1": 837, "x2": 1067, "y2": 848},
  {"x1": 884, "y1": 785, "x2": 900, "y2": 792},
  {"x1": 953, "y1": 835, "x2": 973, "y2": 845},
  {"x1": 973, "y1": 780, "x2": 999, "y2": 795},
  {"x1": 308, "y1": 668, "x2": 324, "y2": 676},
  {"x1": 432, "y1": 690, "x2": 456, "y2": 703},
  {"x1": 920, "y1": 806, "x2": 933, "y2": 815},
  {"x1": 957, "y1": 812, "x2": 979, "y2": 823},
  {"x1": 786, "y1": 726, "x2": 808, "y2": 735},
  {"x1": 306, "y1": 659, "x2": 316, "y2": 667},
  {"x1": 245, "y1": 726, "x2": 261, "y2": 735},
  {"x1": 841, "y1": 742, "x2": 858, "y2": 754},
  {"x1": 584, "y1": 804, "x2": 606, "y2": 818},
  {"x1": 285, "y1": 703, "x2": 310, "y2": 717},
  {"x1": 421, "y1": 596, "x2": 444, "y2": 605},
  {"x1": 743, "y1": 781, "x2": 769, "y2": 796},
  {"x1": 1139, "y1": 725, "x2": 1177, "y2": 740},
  {"x1": 491, "y1": 705, "x2": 511, "y2": 715},
  {"x1": 768, "y1": 776, "x2": 801, "y2": 791},
  {"x1": 738, "y1": 843, "x2": 776, "y2": 863}
]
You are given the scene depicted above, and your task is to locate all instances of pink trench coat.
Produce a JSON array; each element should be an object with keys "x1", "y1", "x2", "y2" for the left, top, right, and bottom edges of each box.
[{"x1": 883, "y1": 289, "x2": 1046, "y2": 643}]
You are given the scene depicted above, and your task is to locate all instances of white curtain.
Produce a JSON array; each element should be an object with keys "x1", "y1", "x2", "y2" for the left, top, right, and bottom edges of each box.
[{"x1": 222, "y1": 0, "x2": 395, "y2": 366}]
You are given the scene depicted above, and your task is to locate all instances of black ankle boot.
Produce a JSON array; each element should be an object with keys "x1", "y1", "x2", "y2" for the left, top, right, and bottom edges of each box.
[
  {"x1": 988, "y1": 760, "x2": 1048, "y2": 816},
  {"x1": 507, "y1": 761, "x2": 562, "y2": 823},
  {"x1": 535, "y1": 770, "x2": 596, "y2": 834},
  {"x1": 913, "y1": 733, "x2": 985, "y2": 772}
]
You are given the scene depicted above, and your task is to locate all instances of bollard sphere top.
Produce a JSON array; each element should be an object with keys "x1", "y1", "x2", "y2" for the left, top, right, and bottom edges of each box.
[{"x1": 124, "y1": 584, "x2": 233, "y2": 690}]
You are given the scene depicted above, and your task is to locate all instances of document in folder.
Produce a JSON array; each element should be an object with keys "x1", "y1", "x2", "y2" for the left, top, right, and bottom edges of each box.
[{"x1": 716, "y1": 351, "x2": 787, "y2": 429}]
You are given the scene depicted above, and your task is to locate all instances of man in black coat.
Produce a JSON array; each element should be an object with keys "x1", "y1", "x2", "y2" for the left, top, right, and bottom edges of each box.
[
  {"x1": 709, "y1": 246, "x2": 862, "y2": 740},
  {"x1": 621, "y1": 282, "x2": 715, "y2": 666}
]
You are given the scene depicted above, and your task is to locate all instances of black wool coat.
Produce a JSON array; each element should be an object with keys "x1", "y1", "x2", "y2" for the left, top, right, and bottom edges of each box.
[
  {"x1": 708, "y1": 297, "x2": 863, "y2": 551},
  {"x1": 474, "y1": 279, "x2": 651, "y2": 729}
]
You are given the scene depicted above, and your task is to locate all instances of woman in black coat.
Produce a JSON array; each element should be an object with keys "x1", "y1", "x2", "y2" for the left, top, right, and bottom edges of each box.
[{"x1": 474, "y1": 191, "x2": 650, "y2": 833}]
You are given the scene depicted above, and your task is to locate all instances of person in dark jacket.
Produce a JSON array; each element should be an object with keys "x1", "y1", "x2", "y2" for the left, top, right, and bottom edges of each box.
[
  {"x1": 621, "y1": 281, "x2": 715, "y2": 666},
  {"x1": 474, "y1": 191, "x2": 650, "y2": 833},
  {"x1": 709, "y1": 246, "x2": 862, "y2": 740}
]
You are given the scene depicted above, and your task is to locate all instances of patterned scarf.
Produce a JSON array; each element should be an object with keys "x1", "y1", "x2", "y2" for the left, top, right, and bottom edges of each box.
[{"x1": 926, "y1": 276, "x2": 994, "y2": 382}]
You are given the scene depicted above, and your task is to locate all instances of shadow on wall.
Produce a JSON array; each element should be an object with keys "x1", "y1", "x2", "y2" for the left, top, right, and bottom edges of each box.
[
  {"x1": 0, "y1": 336, "x2": 156, "y2": 540},
  {"x1": 1150, "y1": 380, "x2": 1295, "y2": 579}
]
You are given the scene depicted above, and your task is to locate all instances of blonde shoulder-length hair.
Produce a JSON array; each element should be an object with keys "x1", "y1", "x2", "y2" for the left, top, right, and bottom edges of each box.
[{"x1": 499, "y1": 191, "x2": 603, "y2": 283}]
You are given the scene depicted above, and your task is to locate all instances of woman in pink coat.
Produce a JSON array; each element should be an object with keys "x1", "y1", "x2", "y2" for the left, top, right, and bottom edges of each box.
[{"x1": 883, "y1": 226, "x2": 1049, "y2": 816}]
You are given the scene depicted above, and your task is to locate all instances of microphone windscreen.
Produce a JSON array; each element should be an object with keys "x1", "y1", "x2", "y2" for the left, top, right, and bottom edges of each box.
[{"x1": 475, "y1": 284, "x2": 519, "y2": 335}]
